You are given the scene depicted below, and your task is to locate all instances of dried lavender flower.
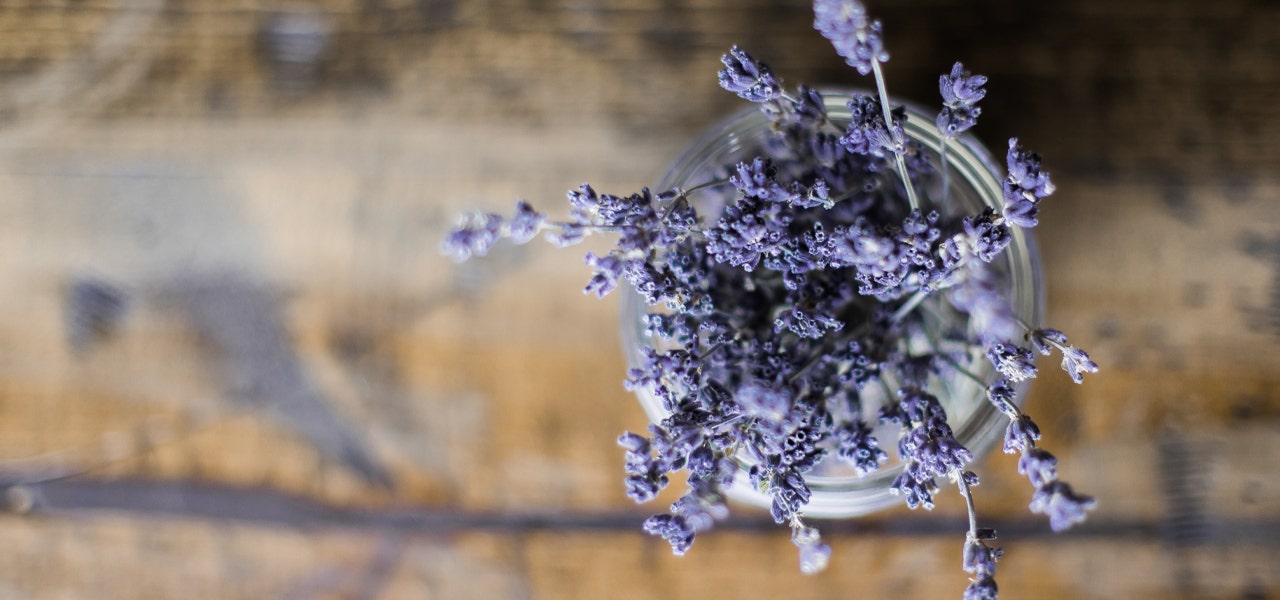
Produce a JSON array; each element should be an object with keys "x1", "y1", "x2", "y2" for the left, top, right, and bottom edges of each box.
[
  {"x1": 841, "y1": 95, "x2": 905, "y2": 157},
  {"x1": 963, "y1": 576, "x2": 999, "y2": 600},
  {"x1": 937, "y1": 62, "x2": 987, "y2": 137},
  {"x1": 1017, "y1": 447, "x2": 1058, "y2": 487},
  {"x1": 1030, "y1": 481, "x2": 1097, "y2": 532},
  {"x1": 813, "y1": 0, "x2": 888, "y2": 75},
  {"x1": 962, "y1": 537, "x2": 1001, "y2": 575},
  {"x1": 1028, "y1": 328, "x2": 1069, "y2": 356},
  {"x1": 441, "y1": 211, "x2": 503, "y2": 261},
  {"x1": 1060, "y1": 345, "x2": 1099, "y2": 383},
  {"x1": 940, "y1": 62, "x2": 988, "y2": 107},
  {"x1": 506, "y1": 200, "x2": 547, "y2": 243},
  {"x1": 835, "y1": 419, "x2": 888, "y2": 475},
  {"x1": 891, "y1": 468, "x2": 938, "y2": 510},
  {"x1": 792, "y1": 523, "x2": 833, "y2": 574},
  {"x1": 986, "y1": 342, "x2": 1038, "y2": 382},
  {"x1": 1002, "y1": 138, "x2": 1056, "y2": 228},
  {"x1": 1003, "y1": 414, "x2": 1041, "y2": 454},
  {"x1": 644, "y1": 514, "x2": 696, "y2": 555},
  {"x1": 718, "y1": 46, "x2": 782, "y2": 102},
  {"x1": 985, "y1": 379, "x2": 1019, "y2": 418},
  {"x1": 1026, "y1": 328, "x2": 1099, "y2": 383}
]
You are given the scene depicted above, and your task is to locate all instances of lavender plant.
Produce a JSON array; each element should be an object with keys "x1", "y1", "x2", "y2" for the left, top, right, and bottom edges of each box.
[{"x1": 443, "y1": 1, "x2": 1096, "y2": 596}]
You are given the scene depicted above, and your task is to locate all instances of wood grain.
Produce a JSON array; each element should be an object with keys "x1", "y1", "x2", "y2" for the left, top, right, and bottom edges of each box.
[{"x1": 0, "y1": 0, "x2": 1277, "y2": 597}]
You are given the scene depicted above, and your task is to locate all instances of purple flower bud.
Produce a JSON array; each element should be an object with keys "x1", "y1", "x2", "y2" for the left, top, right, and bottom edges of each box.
[
  {"x1": 963, "y1": 575, "x2": 999, "y2": 600},
  {"x1": 718, "y1": 46, "x2": 782, "y2": 102},
  {"x1": 686, "y1": 444, "x2": 717, "y2": 477},
  {"x1": 789, "y1": 84, "x2": 829, "y2": 127},
  {"x1": 764, "y1": 467, "x2": 813, "y2": 524},
  {"x1": 441, "y1": 212, "x2": 503, "y2": 261},
  {"x1": 891, "y1": 469, "x2": 936, "y2": 510},
  {"x1": 1030, "y1": 480, "x2": 1097, "y2": 532},
  {"x1": 940, "y1": 62, "x2": 988, "y2": 107},
  {"x1": 644, "y1": 514, "x2": 696, "y2": 555},
  {"x1": 813, "y1": 0, "x2": 889, "y2": 75},
  {"x1": 1028, "y1": 328, "x2": 1069, "y2": 356},
  {"x1": 547, "y1": 222, "x2": 585, "y2": 247},
  {"x1": 1003, "y1": 415, "x2": 1041, "y2": 454},
  {"x1": 1002, "y1": 138, "x2": 1055, "y2": 229},
  {"x1": 840, "y1": 96, "x2": 905, "y2": 157},
  {"x1": 963, "y1": 209, "x2": 1011, "y2": 263},
  {"x1": 835, "y1": 419, "x2": 888, "y2": 476},
  {"x1": 985, "y1": 379, "x2": 1020, "y2": 418},
  {"x1": 986, "y1": 342, "x2": 1038, "y2": 382},
  {"x1": 948, "y1": 264, "x2": 1020, "y2": 344},
  {"x1": 774, "y1": 305, "x2": 843, "y2": 339},
  {"x1": 937, "y1": 105, "x2": 980, "y2": 138},
  {"x1": 897, "y1": 387, "x2": 944, "y2": 423},
  {"x1": 505, "y1": 200, "x2": 546, "y2": 244},
  {"x1": 731, "y1": 157, "x2": 783, "y2": 200},
  {"x1": 567, "y1": 183, "x2": 598, "y2": 212},
  {"x1": 963, "y1": 538, "x2": 1000, "y2": 575},
  {"x1": 901, "y1": 420, "x2": 972, "y2": 482},
  {"x1": 617, "y1": 431, "x2": 650, "y2": 454},
  {"x1": 1002, "y1": 197, "x2": 1039, "y2": 228},
  {"x1": 583, "y1": 253, "x2": 619, "y2": 297},
  {"x1": 1005, "y1": 139, "x2": 1055, "y2": 198},
  {"x1": 625, "y1": 474, "x2": 663, "y2": 502},
  {"x1": 788, "y1": 179, "x2": 832, "y2": 210},
  {"x1": 797, "y1": 538, "x2": 832, "y2": 575},
  {"x1": 1061, "y1": 345, "x2": 1099, "y2": 384},
  {"x1": 736, "y1": 380, "x2": 792, "y2": 421},
  {"x1": 1017, "y1": 447, "x2": 1058, "y2": 487}
]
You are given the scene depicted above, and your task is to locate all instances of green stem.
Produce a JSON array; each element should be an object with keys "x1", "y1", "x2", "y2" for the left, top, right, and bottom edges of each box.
[
  {"x1": 682, "y1": 176, "x2": 732, "y2": 196},
  {"x1": 955, "y1": 471, "x2": 980, "y2": 537},
  {"x1": 939, "y1": 138, "x2": 951, "y2": 208},
  {"x1": 870, "y1": 60, "x2": 920, "y2": 212}
]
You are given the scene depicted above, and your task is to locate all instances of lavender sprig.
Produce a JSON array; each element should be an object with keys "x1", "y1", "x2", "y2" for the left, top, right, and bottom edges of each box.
[
  {"x1": 813, "y1": 0, "x2": 918, "y2": 211},
  {"x1": 957, "y1": 471, "x2": 1002, "y2": 600},
  {"x1": 718, "y1": 46, "x2": 783, "y2": 103},
  {"x1": 1002, "y1": 139, "x2": 1056, "y2": 228},
  {"x1": 936, "y1": 62, "x2": 987, "y2": 207},
  {"x1": 813, "y1": 0, "x2": 888, "y2": 76},
  {"x1": 937, "y1": 62, "x2": 987, "y2": 138}
]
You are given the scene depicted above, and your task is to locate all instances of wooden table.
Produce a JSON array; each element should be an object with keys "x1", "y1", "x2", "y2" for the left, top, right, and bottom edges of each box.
[{"x1": 0, "y1": 0, "x2": 1276, "y2": 598}]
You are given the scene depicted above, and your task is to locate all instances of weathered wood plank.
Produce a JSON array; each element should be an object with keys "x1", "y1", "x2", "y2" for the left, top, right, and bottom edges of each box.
[{"x1": 0, "y1": 0, "x2": 1276, "y2": 597}]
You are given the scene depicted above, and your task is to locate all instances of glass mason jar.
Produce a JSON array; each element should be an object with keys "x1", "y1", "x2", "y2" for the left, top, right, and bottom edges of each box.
[{"x1": 620, "y1": 91, "x2": 1044, "y2": 518}]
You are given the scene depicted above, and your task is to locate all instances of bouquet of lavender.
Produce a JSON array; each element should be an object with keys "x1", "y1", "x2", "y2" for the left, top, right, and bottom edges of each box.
[{"x1": 444, "y1": 1, "x2": 1097, "y2": 597}]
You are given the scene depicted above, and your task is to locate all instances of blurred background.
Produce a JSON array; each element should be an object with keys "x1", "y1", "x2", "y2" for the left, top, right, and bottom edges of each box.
[{"x1": 0, "y1": 0, "x2": 1276, "y2": 598}]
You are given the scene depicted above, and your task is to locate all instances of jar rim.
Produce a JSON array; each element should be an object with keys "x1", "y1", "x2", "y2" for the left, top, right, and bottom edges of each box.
[{"x1": 621, "y1": 90, "x2": 1044, "y2": 518}]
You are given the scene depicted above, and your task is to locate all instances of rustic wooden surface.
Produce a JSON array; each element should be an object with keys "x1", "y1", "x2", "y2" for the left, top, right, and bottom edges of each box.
[{"x1": 0, "y1": 0, "x2": 1277, "y2": 598}]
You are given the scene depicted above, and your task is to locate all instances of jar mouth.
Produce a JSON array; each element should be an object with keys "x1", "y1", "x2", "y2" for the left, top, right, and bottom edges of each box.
[{"x1": 621, "y1": 90, "x2": 1044, "y2": 518}]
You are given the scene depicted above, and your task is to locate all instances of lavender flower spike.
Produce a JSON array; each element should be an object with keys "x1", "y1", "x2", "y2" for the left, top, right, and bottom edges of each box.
[
  {"x1": 718, "y1": 46, "x2": 782, "y2": 103},
  {"x1": 963, "y1": 576, "x2": 999, "y2": 600},
  {"x1": 441, "y1": 211, "x2": 504, "y2": 262},
  {"x1": 1030, "y1": 481, "x2": 1097, "y2": 532},
  {"x1": 985, "y1": 342, "x2": 1038, "y2": 382},
  {"x1": 1017, "y1": 447, "x2": 1058, "y2": 487},
  {"x1": 792, "y1": 524, "x2": 832, "y2": 575},
  {"x1": 1002, "y1": 138, "x2": 1055, "y2": 228},
  {"x1": 937, "y1": 62, "x2": 987, "y2": 137},
  {"x1": 1061, "y1": 345, "x2": 1099, "y2": 383},
  {"x1": 506, "y1": 200, "x2": 547, "y2": 244},
  {"x1": 813, "y1": 0, "x2": 888, "y2": 75},
  {"x1": 644, "y1": 514, "x2": 696, "y2": 555},
  {"x1": 940, "y1": 62, "x2": 988, "y2": 106}
]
